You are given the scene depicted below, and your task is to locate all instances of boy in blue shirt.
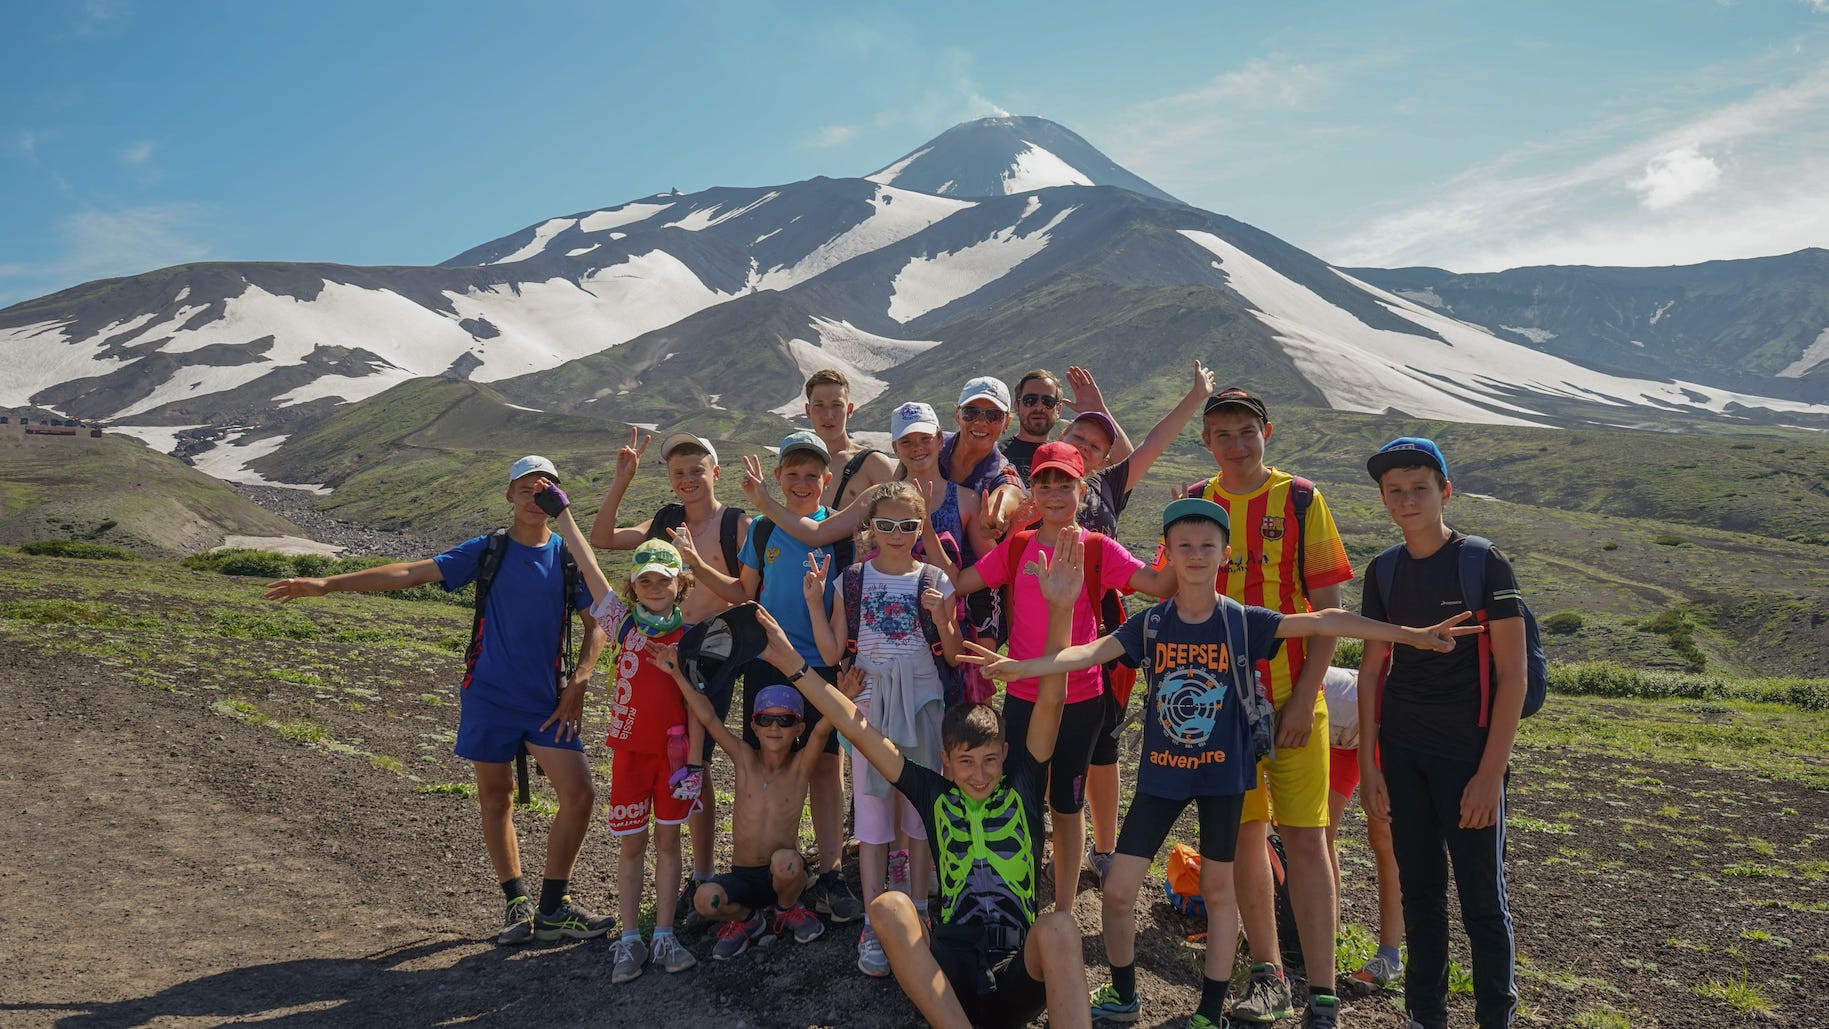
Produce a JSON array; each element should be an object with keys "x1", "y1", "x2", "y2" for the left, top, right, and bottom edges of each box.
[
  {"x1": 971, "y1": 498, "x2": 1479, "y2": 1029},
  {"x1": 265, "y1": 456, "x2": 612, "y2": 946}
]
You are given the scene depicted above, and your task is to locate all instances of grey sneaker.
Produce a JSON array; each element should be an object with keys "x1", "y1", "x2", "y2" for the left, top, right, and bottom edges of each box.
[
  {"x1": 610, "y1": 936, "x2": 648, "y2": 984},
  {"x1": 1349, "y1": 951, "x2": 1402, "y2": 995},
  {"x1": 496, "y1": 896, "x2": 535, "y2": 945},
  {"x1": 1302, "y1": 994, "x2": 1341, "y2": 1029},
  {"x1": 857, "y1": 924, "x2": 889, "y2": 977},
  {"x1": 532, "y1": 896, "x2": 616, "y2": 941},
  {"x1": 711, "y1": 911, "x2": 766, "y2": 960},
  {"x1": 1231, "y1": 963, "x2": 1295, "y2": 1023},
  {"x1": 1089, "y1": 849, "x2": 1114, "y2": 887},
  {"x1": 814, "y1": 870, "x2": 863, "y2": 924},
  {"x1": 651, "y1": 932, "x2": 698, "y2": 973},
  {"x1": 772, "y1": 902, "x2": 826, "y2": 944}
]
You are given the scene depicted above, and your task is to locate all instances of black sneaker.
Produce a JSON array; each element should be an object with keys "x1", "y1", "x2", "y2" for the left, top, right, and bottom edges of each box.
[
  {"x1": 679, "y1": 878, "x2": 710, "y2": 934},
  {"x1": 496, "y1": 896, "x2": 535, "y2": 945},
  {"x1": 1302, "y1": 994, "x2": 1341, "y2": 1029},
  {"x1": 812, "y1": 870, "x2": 862, "y2": 924},
  {"x1": 533, "y1": 896, "x2": 616, "y2": 941}
]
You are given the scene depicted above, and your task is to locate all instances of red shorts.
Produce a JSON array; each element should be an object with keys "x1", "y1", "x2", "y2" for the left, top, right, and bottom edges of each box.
[
  {"x1": 605, "y1": 748, "x2": 697, "y2": 836},
  {"x1": 1329, "y1": 747, "x2": 1362, "y2": 798}
]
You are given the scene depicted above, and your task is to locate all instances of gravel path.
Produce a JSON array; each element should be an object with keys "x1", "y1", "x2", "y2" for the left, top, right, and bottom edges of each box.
[{"x1": 229, "y1": 484, "x2": 431, "y2": 558}]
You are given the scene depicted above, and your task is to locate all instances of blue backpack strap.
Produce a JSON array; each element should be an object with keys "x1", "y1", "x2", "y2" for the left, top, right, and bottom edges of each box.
[{"x1": 1457, "y1": 535, "x2": 1497, "y2": 727}]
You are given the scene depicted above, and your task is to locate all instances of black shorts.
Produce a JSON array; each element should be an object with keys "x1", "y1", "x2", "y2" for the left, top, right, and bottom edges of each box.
[
  {"x1": 1089, "y1": 668, "x2": 1121, "y2": 767},
  {"x1": 1001, "y1": 691, "x2": 1105, "y2": 814},
  {"x1": 1115, "y1": 790, "x2": 1246, "y2": 862},
  {"x1": 932, "y1": 934, "x2": 1047, "y2": 1029},
  {"x1": 740, "y1": 658, "x2": 840, "y2": 755},
  {"x1": 708, "y1": 864, "x2": 776, "y2": 914}
]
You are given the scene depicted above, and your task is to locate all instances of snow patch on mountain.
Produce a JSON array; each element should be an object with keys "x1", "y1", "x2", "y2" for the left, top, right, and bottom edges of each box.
[
  {"x1": 1650, "y1": 300, "x2": 1676, "y2": 325},
  {"x1": 1002, "y1": 143, "x2": 1094, "y2": 194},
  {"x1": 664, "y1": 192, "x2": 780, "y2": 232},
  {"x1": 109, "y1": 424, "x2": 205, "y2": 455},
  {"x1": 769, "y1": 318, "x2": 942, "y2": 415},
  {"x1": 866, "y1": 147, "x2": 933, "y2": 187},
  {"x1": 750, "y1": 185, "x2": 974, "y2": 292},
  {"x1": 1779, "y1": 327, "x2": 1829, "y2": 378},
  {"x1": 1502, "y1": 325, "x2": 1556, "y2": 344},
  {"x1": 578, "y1": 202, "x2": 674, "y2": 234},
  {"x1": 886, "y1": 207, "x2": 1076, "y2": 324},
  {"x1": 567, "y1": 244, "x2": 601, "y2": 257},
  {"x1": 188, "y1": 431, "x2": 329, "y2": 492},
  {"x1": 491, "y1": 218, "x2": 578, "y2": 265}
]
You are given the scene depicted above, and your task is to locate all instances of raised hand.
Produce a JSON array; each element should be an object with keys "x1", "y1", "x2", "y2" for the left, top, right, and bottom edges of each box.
[
  {"x1": 956, "y1": 639, "x2": 1023, "y2": 680},
  {"x1": 836, "y1": 664, "x2": 866, "y2": 700},
  {"x1": 803, "y1": 552, "x2": 831, "y2": 605},
  {"x1": 920, "y1": 586, "x2": 950, "y2": 621},
  {"x1": 1061, "y1": 365, "x2": 1105, "y2": 415},
  {"x1": 741, "y1": 454, "x2": 770, "y2": 506},
  {"x1": 980, "y1": 486, "x2": 1021, "y2": 539},
  {"x1": 1002, "y1": 492, "x2": 1040, "y2": 533},
  {"x1": 914, "y1": 476, "x2": 943, "y2": 514},
  {"x1": 534, "y1": 478, "x2": 570, "y2": 517},
  {"x1": 615, "y1": 426, "x2": 650, "y2": 482},
  {"x1": 1412, "y1": 610, "x2": 1485, "y2": 652},
  {"x1": 643, "y1": 637, "x2": 683, "y2": 677},
  {"x1": 1190, "y1": 359, "x2": 1216, "y2": 398},
  {"x1": 1029, "y1": 527, "x2": 1084, "y2": 609},
  {"x1": 667, "y1": 524, "x2": 702, "y2": 567}
]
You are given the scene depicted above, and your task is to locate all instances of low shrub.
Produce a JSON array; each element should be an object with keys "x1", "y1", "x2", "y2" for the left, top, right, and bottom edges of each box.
[
  {"x1": 1543, "y1": 611, "x2": 1584, "y2": 635},
  {"x1": 20, "y1": 540, "x2": 140, "y2": 561}
]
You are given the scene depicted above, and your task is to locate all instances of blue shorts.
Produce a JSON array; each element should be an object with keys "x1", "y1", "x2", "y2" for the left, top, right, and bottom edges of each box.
[{"x1": 455, "y1": 687, "x2": 584, "y2": 764}]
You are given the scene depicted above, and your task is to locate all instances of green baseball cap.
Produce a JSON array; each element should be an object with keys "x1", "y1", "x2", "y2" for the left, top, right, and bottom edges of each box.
[
  {"x1": 630, "y1": 539, "x2": 684, "y2": 581},
  {"x1": 1161, "y1": 497, "x2": 1231, "y2": 536}
]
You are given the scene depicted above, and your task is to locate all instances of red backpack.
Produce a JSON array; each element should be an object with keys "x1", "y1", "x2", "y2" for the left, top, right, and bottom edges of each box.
[{"x1": 1002, "y1": 529, "x2": 1138, "y2": 708}]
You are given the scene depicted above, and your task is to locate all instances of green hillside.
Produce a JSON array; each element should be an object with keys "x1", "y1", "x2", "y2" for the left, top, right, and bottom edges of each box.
[{"x1": 0, "y1": 428, "x2": 305, "y2": 555}]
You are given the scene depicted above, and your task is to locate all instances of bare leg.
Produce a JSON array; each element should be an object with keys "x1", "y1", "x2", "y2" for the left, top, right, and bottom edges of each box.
[
  {"x1": 617, "y1": 829, "x2": 649, "y2": 932},
  {"x1": 472, "y1": 761, "x2": 521, "y2": 883},
  {"x1": 771, "y1": 848, "x2": 809, "y2": 907},
  {"x1": 810, "y1": 751, "x2": 845, "y2": 875},
  {"x1": 1086, "y1": 762, "x2": 1119, "y2": 854},
  {"x1": 1101, "y1": 854, "x2": 1150, "y2": 967},
  {"x1": 909, "y1": 836, "x2": 933, "y2": 904},
  {"x1": 1200, "y1": 858, "x2": 1242, "y2": 984},
  {"x1": 1282, "y1": 824, "x2": 1338, "y2": 992},
  {"x1": 527, "y1": 744, "x2": 596, "y2": 880},
  {"x1": 1368, "y1": 813, "x2": 1405, "y2": 948},
  {"x1": 694, "y1": 880, "x2": 750, "y2": 924},
  {"x1": 860, "y1": 842, "x2": 888, "y2": 908},
  {"x1": 1234, "y1": 818, "x2": 1280, "y2": 963},
  {"x1": 654, "y1": 823, "x2": 684, "y2": 929},
  {"x1": 1023, "y1": 910, "x2": 1093, "y2": 1029},
  {"x1": 873, "y1": 892, "x2": 971, "y2": 1029},
  {"x1": 1328, "y1": 788, "x2": 1352, "y2": 935},
  {"x1": 688, "y1": 775, "x2": 717, "y2": 879},
  {"x1": 1053, "y1": 809, "x2": 1085, "y2": 902}
]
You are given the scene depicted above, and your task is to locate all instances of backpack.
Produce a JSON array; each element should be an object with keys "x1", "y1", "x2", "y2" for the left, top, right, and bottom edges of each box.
[
  {"x1": 1001, "y1": 529, "x2": 1139, "y2": 707},
  {"x1": 649, "y1": 503, "x2": 744, "y2": 575},
  {"x1": 464, "y1": 528, "x2": 583, "y2": 690},
  {"x1": 841, "y1": 562, "x2": 965, "y2": 708},
  {"x1": 1140, "y1": 596, "x2": 1276, "y2": 763},
  {"x1": 1184, "y1": 474, "x2": 1316, "y2": 598},
  {"x1": 1163, "y1": 841, "x2": 1206, "y2": 917},
  {"x1": 1371, "y1": 534, "x2": 1547, "y2": 726}
]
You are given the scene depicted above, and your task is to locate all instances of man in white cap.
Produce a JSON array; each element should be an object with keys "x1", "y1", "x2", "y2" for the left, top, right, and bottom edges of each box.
[
  {"x1": 265, "y1": 456, "x2": 612, "y2": 946},
  {"x1": 591, "y1": 429, "x2": 751, "y2": 914}
]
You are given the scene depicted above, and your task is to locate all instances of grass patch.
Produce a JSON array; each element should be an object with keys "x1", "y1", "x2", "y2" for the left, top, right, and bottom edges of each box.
[
  {"x1": 19, "y1": 539, "x2": 140, "y2": 560},
  {"x1": 418, "y1": 782, "x2": 478, "y2": 798},
  {"x1": 1509, "y1": 815, "x2": 1575, "y2": 835},
  {"x1": 369, "y1": 754, "x2": 405, "y2": 773},
  {"x1": 1694, "y1": 969, "x2": 1774, "y2": 1017}
]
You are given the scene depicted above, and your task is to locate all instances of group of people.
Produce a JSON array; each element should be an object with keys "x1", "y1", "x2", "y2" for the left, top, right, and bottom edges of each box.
[{"x1": 265, "y1": 365, "x2": 1532, "y2": 1029}]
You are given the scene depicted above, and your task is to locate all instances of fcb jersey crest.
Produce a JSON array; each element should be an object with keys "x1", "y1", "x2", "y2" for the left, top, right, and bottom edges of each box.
[{"x1": 1260, "y1": 515, "x2": 1287, "y2": 541}]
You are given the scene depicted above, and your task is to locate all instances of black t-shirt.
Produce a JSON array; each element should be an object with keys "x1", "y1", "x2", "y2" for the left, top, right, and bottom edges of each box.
[
  {"x1": 1000, "y1": 436, "x2": 1042, "y2": 485},
  {"x1": 1076, "y1": 455, "x2": 1136, "y2": 538},
  {"x1": 1362, "y1": 532, "x2": 1524, "y2": 763},
  {"x1": 894, "y1": 741, "x2": 1048, "y2": 945}
]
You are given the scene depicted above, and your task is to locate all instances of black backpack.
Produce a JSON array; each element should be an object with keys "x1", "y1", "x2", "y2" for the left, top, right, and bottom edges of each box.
[{"x1": 648, "y1": 504, "x2": 744, "y2": 576}]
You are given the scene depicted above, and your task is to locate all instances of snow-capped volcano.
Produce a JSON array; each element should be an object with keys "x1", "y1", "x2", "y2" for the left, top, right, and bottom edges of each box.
[{"x1": 866, "y1": 116, "x2": 1181, "y2": 204}]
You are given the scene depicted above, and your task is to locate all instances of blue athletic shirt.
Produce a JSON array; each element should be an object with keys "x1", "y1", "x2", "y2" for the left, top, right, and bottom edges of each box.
[
  {"x1": 1113, "y1": 599, "x2": 1284, "y2": 799},
  {"x1": 435, "y1": 533, "x2": 594, "y2": 714},
  {"x1": 739, "y1": 507, "x2": 836, "y2": 662}
]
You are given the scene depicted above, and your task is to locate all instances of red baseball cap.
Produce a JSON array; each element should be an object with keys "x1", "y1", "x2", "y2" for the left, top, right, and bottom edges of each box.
[{"x1": 1029, "y1": 440, "x2": 1085, "y2": 479}]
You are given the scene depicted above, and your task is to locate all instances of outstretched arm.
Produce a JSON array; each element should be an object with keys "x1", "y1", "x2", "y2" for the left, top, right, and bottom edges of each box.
[
  {"x1": 1123, "y1": 360, "x2": 1217, "y2": 480},
  {"x1": 266, "y1": 558, "x2": 441, "y2": 602},
  {"x1": 753, "y1": 605, "x2": 906, "y2": 785},
  {"x1": 739, "y1": 455, "x2": 864, "y2": 547},
  {"x1": 651, "y1": 641, "x2": 747, "y2": 761},
  {"x1": 804, "y1": 554, "x2": 846, "y2": 667},
  {"x1": 956, "y1": 528, "x2": 1124, "y2": 678},
  {"x1": 542, "y1": 483, "x2": 616, "y2": 608},
  {"x1": 590, "y1": 427, "x2": 654, "y2": 550},
  {"x1": 1277, "y1": 608, "x2": 1482, "y2": 652},
  {"x1": 1064, "y1": 365, "x2": 1135, "y2": 461}
]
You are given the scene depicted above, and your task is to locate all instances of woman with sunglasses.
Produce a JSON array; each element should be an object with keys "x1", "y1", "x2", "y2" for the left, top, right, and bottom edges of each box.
[{"x1": 803, "y1": 480, "x2": 965, "y2": 979}]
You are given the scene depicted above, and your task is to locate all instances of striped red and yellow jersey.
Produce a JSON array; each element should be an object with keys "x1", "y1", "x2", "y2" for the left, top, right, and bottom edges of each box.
[{"x1": 1190, "y1": 468, "x2": 1354, "y2": 706}]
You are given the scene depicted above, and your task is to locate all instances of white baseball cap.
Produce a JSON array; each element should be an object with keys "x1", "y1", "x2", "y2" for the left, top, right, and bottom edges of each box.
[
  {"x1": 508, "y1": 455, "x2": 560, "y2": 484},
  {"x1": 957, "y1": 376, "x2": 1012, "y2": 412},
  {"x1": 891, "y1": 401, "x2": 941, "y2": 442},
  {"x1": 660, "y1": 432, "x2": 719, "y2": 467}
]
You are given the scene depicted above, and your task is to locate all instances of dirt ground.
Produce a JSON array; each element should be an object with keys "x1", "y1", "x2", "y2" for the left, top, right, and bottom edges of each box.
[{"x1": 3, "y1": 586, "x2": 1827, "y2": 1027}]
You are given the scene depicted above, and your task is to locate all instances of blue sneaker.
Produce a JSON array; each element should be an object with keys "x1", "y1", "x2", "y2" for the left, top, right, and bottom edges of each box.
[{"x1": 1089, "y1": 983, "x2": 1141, "y2": 1022}]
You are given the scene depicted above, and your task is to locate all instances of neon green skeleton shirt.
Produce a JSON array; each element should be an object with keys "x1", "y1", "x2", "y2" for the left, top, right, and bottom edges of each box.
[{"x1": 895, "y1": 746, "x2": 1048, "y2": 943}]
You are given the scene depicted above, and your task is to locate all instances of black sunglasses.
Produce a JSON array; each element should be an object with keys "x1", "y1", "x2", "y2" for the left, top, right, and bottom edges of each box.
[
  {"x1": 752, "y1": 712, "x2": 803, "y2": 728},
  {"x1": 958, "y1": 406, "x2": 1006, "y2": 423},
  {"x1": 1020, "y1": 393, "x2": 1060, "y2": 409},
  {"x1": 870, "y1": 517, "x2": 923, "y2": 534}
]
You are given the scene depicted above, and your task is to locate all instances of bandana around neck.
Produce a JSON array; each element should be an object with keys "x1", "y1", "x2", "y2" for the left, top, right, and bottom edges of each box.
[{"x1": 632, "y1": 604, "x2": 684, "y2": 636}]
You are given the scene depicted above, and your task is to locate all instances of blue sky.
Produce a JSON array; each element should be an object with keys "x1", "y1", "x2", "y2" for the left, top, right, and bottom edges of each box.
[{"x1": 5, "y1": 0, "x2": 1829, "y2": 306}]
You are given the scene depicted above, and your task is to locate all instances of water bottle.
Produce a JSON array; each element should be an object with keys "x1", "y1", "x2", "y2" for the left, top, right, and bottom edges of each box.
[{"x1": 666, "y1": 724, "x2": 688, "y2": 777}]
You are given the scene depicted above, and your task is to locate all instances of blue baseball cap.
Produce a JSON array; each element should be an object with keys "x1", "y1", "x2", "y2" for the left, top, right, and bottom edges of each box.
[
  {"x1": 753, "y1": 684, "x2": 805, "y2": 716},
  {"x1": 777, "y1": 429, "x2": 828, "y2": 463},
  {"x1": 1161, "y1": 497, "x2": 1231, "y2": 536},
  {"x1": 1367, "y1": 437, "x2": 1450, "y2": 483}
]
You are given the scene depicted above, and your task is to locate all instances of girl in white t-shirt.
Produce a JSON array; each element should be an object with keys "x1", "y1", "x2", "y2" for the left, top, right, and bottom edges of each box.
[{"x1": 804, "y1": 480, "x2": 963, "y2": 978}]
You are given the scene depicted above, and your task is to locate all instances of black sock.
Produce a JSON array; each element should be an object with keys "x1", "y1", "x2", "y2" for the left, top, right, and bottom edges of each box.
[
  {"x1": 1111, "y1": 962, "x2": 1136, "y2": 1003},
  {"x1": 539, "y1": 878, "x2": 568, "y2": 913},
  {"x1": 1310, "y1": 985, "x2": 1336, "y2": 1004},
  {"x1": 1197, "y1": 977, "x2": 1230, "y2": 1022},
  {"x1": 500, "y1": 876, "x2": 527, "y2": 904}
]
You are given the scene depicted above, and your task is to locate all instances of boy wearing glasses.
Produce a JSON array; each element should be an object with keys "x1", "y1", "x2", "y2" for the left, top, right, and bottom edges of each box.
[{"x1": 653, "y1": 650, "x2": 834, "y2": 961}]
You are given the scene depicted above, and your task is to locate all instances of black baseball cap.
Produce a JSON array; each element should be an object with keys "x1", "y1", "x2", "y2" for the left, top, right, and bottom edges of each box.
[
  {"x1": 678, "y1": 602, "x2": 769, "y2": 697},
  {"x1": 1203, "y1": 387, "x2": 1269, "y2": 422}
]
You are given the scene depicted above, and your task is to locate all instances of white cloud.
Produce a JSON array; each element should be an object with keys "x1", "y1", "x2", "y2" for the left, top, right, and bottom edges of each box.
[
  {"x1": 1321, "y1": 61, "x2": 1829, "y2": 270},
  {"x1": 118, "y1": 140, "x2": 155, "y2": 165},
  {"x1": 803, "y1": 124, "x2": 859, "y2": 149},
  {"x1": 0, "y1": 204, "x2": 211, "y2": 307},
  {"x1": 1627, "y1": 145, "x2": 1722, "y2": 209},
  {"x1": 18, "y1": 131, "x2": 41, "y2": 158}
]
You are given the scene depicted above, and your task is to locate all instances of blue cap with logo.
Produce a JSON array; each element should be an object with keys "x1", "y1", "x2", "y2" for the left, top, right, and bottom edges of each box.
[{"x1": 1366, "y1": 437, "x2": 1450, "y2": 483}]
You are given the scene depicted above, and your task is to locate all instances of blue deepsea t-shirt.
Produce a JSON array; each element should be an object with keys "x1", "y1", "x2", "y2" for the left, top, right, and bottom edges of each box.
[
  {"x1": 1113, "y1": 599, "x2": 1284, "y2": 800},
  {"x1": 740, "y1": 508, "x2": 836, "y2": 661},
  {"x1": 435, "y1": 533, "x2": 594, "y2": 713}
]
